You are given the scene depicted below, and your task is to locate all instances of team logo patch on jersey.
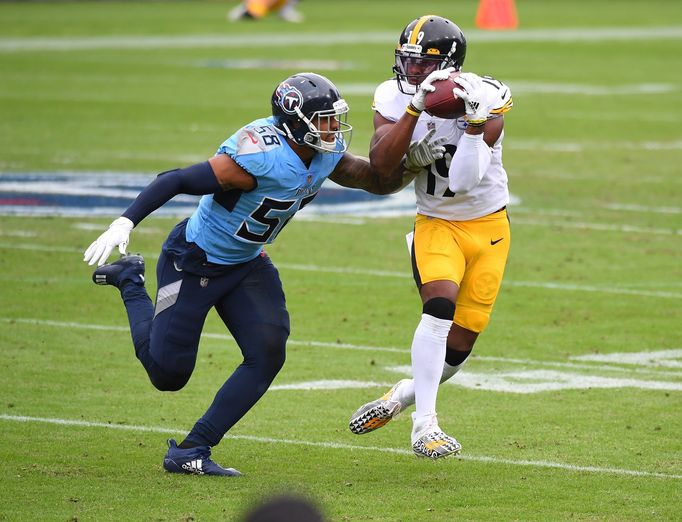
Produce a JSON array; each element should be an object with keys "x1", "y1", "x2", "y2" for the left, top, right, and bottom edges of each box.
[{"x1": 275, "y1": 82, "x2": 303, "y2": 115}]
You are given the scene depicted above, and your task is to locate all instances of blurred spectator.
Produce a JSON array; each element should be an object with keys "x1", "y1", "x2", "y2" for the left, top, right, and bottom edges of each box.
[
  {"x1": 241, "y1": 494, "x2": 325, "y2": 522},
  {"x1": 228, "y1": 0, "x2": 303, "y2": 23}
]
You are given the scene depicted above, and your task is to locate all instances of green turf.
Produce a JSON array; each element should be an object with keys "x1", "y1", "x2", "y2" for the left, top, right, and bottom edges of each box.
[{"x1": 1, "y1": 1, "x2": 682, "y2": 520}]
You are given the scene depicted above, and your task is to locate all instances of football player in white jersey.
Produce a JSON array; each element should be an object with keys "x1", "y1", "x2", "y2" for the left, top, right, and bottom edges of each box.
[{"x1": 349, "y1": 15, "x2": 514, "y2": 459}]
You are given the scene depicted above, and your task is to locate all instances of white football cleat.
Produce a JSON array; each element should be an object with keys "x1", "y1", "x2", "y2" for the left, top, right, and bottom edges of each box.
[
  {"x1": 278, "y1": 1, "x2": 304, "y2": 23},
  {"x1": 348, "y1": 379, "x2": 409, "y2": 435},
  {"x1": 227, "y1": 4, "x2": 249, "y2": 21},
  {"x1": 411, "y1": 415, "x2": 461, "y2": 459}
]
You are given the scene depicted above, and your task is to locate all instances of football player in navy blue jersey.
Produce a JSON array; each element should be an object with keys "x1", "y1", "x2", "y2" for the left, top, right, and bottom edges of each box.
[{"x1": 83, "y1": 72, "x2": 439, "y2": 476}]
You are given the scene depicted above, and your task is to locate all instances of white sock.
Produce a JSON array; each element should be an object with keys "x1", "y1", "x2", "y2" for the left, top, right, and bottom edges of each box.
[
  {"x1": 411, "y1": 313, "x2": 452, "y2": 424},
  {"x1": 393, "y1": 360, "x2": 465, "y2": 407}
]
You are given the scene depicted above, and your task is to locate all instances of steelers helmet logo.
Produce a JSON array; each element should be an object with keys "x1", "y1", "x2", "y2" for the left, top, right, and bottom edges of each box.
[{"x1": 275, "y1": 82, "x2": 303, "y2": 115}]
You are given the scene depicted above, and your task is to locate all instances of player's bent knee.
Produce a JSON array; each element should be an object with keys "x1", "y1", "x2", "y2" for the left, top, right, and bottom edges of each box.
[
  {"x1": 423, "y1": 297, "x2": 456, "y2": 321},
  {"x1": 263, "y1": 326, "x2": 288, "y2": 374},
  {"x1": 148, "y1": 370, "x2": 192, "y2": 392},
  {"x1": 247, "y1": 325, "x2": 288, "y2": 378}
]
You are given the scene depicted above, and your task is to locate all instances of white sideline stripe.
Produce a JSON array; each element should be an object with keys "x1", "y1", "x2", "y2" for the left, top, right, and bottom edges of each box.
[
  {"x1": 1, "y1": 414, "x2": 679, "y2": 480},
  {"x1": 600, "y1": 203, "x2": 682, "y2": 215},
  {"x1": 2, "y1": 27, "x2": 682, "y2": 52},
  {"x1": 510, "y1": 218, "x2": 682, "y2": 237},
  {"x1": 270, "y1": 380, "x2": 392, "y2": 391},
  {"x1": 0, "y1": 241, "x2": 680, "y2": 299},
  {"x1": 504, "y1": 280, "x2": 682, "y2": 299},
  {"x1": 4, "y1": 317, "x2": 682, "y2": 377}
]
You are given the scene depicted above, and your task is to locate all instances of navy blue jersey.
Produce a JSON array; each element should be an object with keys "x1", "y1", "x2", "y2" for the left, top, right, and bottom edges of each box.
[{"x1": 185, "y1": 117, "x2": 344, "y2": 264}]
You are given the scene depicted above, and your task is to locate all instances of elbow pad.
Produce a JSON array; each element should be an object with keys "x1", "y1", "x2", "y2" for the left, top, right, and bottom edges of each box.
[
  {"x1": 122, "y1": 161, "x2": 220, "y2": 225},
  {"x1": 448, "y1": 133, "x2": 492, "y2": 193}
]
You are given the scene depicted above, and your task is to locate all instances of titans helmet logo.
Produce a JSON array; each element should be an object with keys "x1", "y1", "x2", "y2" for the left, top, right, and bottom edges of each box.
[{"x1": 275, "y1": 82, "x2": 303, "y2": 115}]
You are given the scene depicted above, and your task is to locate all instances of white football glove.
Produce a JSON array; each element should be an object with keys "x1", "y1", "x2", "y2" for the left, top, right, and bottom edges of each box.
[
  {"x1": 452, "y1": 72, "x2": 489, "y2": 126},
  {"x1": 410, "y1": 67, "x2": 456, "y2": 112},
  {"x1": 404, "y1": 128, "x2": 447, "y2": 171},
  {"x1": 83, "y1": 216, "x2": 134, "y2": 266}
]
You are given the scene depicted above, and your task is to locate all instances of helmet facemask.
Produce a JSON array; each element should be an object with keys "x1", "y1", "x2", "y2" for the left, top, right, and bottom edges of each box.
[
  {"x1": 393, "y1": 41, "x2": 460, "y2": 95},
  {"x1": 280, "y1": 99, "x2": 352, "y2": 154}
]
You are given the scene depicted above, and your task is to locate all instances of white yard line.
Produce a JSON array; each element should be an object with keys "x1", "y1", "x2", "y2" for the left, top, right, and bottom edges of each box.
[
  {"x1": 0, "y1": 414, "x2": 679, "y2": 479},
  {"x1": 3, "y1": 317, "x2": 681, "y2": 378},
  {"x1": 0, "y1": 241, "x2": 681, "y2": 299},
  {"x1": 509, "y1": 218, "x2": 682, "y2": 237},
  {"x1": 2, "y1": 26, "x2": 682, "y2": 52}
]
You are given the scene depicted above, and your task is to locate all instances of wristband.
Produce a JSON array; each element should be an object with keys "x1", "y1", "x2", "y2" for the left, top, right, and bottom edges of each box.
[
  {"x1": 465, "y1": 117, "x2": 487, "y2": 127},
  {"x1": 406, "y1": 104, "x2": 422, "y2": 117}
]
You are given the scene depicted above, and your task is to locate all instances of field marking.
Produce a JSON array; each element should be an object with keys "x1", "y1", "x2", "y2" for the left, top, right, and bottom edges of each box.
[
  {"x1": 386, "y1": 366, "x2": 682, "y2": 394},
  {"x1": 2, "y1": 26, "x2": 682, "y2": 52},
  {"x1": 270, "y1": 380, "x2": 392, "y2": 391},
  {"x1": 574, "y1": 349, "x2": 682, "y2": 369},
  {"x1": 4, "y1": 317, "x2": 682, "y2": 378},
  {"x1": 0, "y1": 241, "x2": 680, "y2": 299},
  {"x1": 600, "y1": 203, "x2": 682, "y2": 215},
  {"x1": 510, "y1": 217, "x2": 682, "y2": 237},
  {"x1": 1, "y1": 414, "x2": 680, "y2": 480}
]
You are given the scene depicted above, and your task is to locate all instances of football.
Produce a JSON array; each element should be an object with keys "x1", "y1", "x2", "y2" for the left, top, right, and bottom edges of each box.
[{"x1": 423, "y1": 71, "x2": 466, "y2": 119}]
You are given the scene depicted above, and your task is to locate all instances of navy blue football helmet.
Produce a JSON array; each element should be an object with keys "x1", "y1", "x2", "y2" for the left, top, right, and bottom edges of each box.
[
  {"x1": 271, "y1": 72, "x2": 352, "y2": 153},
  {"x1": 393, "y1": 15, "x2": 467, "y2": 94}
]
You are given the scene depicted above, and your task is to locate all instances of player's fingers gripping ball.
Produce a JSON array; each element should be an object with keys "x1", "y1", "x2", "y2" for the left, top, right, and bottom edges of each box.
[
  {"x1": 451, "y1": 72, "x2": 489, "y2": 125},
  {"x1": 410, "y1": 68, "x2": 456, "y2": 112},
  {"x1": 423, "y1": 71, "x2": 468, "y2": 119}
]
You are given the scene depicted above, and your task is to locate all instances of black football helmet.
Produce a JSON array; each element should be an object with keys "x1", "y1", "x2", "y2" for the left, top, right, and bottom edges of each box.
[
  {"x1": 393, "y1": 15, "x2": 467, "y2": 94},
  {"x1": 271, "y1": 72, "x2": 352, "y2": 153}
]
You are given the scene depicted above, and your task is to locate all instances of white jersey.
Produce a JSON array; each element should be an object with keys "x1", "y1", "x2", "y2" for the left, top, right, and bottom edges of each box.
[{"x1": 373, "y1": 77, "x2": 513, "y2": 221}]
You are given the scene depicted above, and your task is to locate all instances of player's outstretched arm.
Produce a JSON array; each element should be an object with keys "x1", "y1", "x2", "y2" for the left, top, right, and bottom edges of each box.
[
  {"x1": 83, "y1": 155, "x2": 255, "y2": 266},
  {"x1": 328, "y1": 151, "x2": 415, "y2": 195}
]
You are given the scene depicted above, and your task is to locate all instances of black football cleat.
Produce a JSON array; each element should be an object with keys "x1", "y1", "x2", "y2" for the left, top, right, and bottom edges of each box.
[
  {"x1": 92, "y1": 254, "x2": 145, "y2": 288},
  {"x1": 163, "y1": 439, "x2": 241, "y2": 477}
]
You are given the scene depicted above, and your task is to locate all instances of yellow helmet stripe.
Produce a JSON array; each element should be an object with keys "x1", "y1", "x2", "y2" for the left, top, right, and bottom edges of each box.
[{"x1": 409, "y1": 15, "x2": 435, "y2": 45}]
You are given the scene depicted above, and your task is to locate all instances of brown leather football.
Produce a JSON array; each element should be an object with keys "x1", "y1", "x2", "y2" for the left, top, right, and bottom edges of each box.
[{"x1": 424, "y1": 71, "x2": 466, "y2": 119}]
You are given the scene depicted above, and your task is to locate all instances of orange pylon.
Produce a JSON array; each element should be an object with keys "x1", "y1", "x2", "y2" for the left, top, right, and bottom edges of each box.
[{"x1": 475, "y1": 0, "x2": 519, "y2": 30}]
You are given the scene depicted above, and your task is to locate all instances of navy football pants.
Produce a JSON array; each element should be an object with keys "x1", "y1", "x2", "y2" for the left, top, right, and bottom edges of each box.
[{"x1": 120, "y1": 250, "x2": 290, "y2": 447}]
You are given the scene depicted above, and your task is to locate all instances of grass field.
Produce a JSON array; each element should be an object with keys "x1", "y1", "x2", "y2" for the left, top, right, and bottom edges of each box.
[{"x1": 1, "y1": 1, "x2": 682, "y2": 520}]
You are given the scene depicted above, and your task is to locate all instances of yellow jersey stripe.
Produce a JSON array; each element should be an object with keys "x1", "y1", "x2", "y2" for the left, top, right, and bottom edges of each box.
[{"x1": 490, "y1": 97, "x2": 514, "y2": 114}]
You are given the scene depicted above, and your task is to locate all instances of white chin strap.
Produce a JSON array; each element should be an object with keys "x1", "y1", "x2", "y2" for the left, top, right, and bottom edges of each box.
[
  {"x1": 398, "y1": 78, "x2": 418, "y2": 95},
  {"x1": 305, "y1": 132, "x2": 338, "y2": 152}
]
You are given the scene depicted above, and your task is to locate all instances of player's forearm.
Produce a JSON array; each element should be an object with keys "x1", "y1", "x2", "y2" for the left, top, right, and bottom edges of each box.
[
  {"x1": 329, "y1": 154, "x2": 411, "y2": 195},
  {"x1": 380, "y1": 162, "x2": 417, "y2": 194},
  {"x1": 122, "y1": 161, "x2": 220, "y2": 225},
  {"x1": 369, "y1": 113, "x2": 419, "y2": 176},
  {"x1": 448, "y1": 133, "x2": 492, "y2": 193}
]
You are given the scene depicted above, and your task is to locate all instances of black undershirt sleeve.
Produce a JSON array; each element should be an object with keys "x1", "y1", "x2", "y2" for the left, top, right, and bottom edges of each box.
[{"x1": 122, "y1": 161, "x2": 221, "y2": 226}]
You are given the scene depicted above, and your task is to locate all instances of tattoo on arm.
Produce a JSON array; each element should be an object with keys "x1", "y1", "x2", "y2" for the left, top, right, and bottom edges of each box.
[{"x1": 330, "y1": 154, "x2": 414, "y2": 195}]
